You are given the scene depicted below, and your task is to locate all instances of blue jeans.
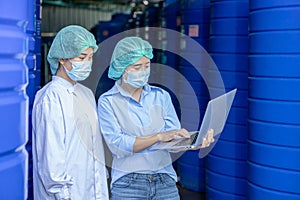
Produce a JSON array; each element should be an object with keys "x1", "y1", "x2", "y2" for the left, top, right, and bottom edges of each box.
[{"x1": 110, "y1": 173, "x2": 180, "y2": 200}]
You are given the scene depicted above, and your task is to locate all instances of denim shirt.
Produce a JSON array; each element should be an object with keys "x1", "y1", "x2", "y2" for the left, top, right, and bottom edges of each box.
[{"x1": 97, "y1": 80, "x2": 181, "y2": 185}]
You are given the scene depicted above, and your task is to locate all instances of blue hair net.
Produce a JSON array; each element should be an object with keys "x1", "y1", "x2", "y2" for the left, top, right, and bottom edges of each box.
[
  {"x1": 108, "y1": 37, "x2": 153, "y2": 80},
  {"x1": 47, "y1": 25, "x2": 98, "y2": 75}
]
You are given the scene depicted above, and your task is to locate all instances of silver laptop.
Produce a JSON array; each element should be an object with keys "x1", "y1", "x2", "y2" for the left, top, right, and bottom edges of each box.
[{"x1": 152, "y1": 88, "x2": 237, "y2": 150}]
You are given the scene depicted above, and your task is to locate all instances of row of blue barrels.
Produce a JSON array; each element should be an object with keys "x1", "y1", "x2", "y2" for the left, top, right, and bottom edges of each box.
[
  {"x1": 176, "y1": 0, "x2": 211, "y2": 192},
  {"x1": 91, "y1": 4, "x2": 163, "y2": 45},
  {"x1": 206, "y1": 0, "x2": 249, "y2": 199},
  {"x1": 248, "y1": 1, "x2": 300, "y2": 199},
  {"x1": 25, "y1": 0, "x2": 43, "y2": 199},
  {"x1": 25, "y1": 0, "x2": 42, "y2": 136},
  {"x1": 91, "y1": 13, "x2": 132, "y2": 44},
  {"x1": 160, "y1": 0, "x2": 182, "y2": 174},
  {"x1": 143, "y1": 3, "x2": 165, "y2": 64},
  {"x1": 0, "y1": 0, "x2": 31, "y2": 199},
  {"x1": 161, "y1": 0, "x2": 181, "y2": 92}
]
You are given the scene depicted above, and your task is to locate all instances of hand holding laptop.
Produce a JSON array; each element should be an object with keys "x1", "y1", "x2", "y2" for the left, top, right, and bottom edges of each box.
[
  {"x1": 166, "y1": 129, "x2": 215, "y2": 153},
  {"x1": 191, "y1": 129, "x2": 215, "y2": 150},
  {"x1": 151, "y1": 88, "x2": 237, "y2": 156}
]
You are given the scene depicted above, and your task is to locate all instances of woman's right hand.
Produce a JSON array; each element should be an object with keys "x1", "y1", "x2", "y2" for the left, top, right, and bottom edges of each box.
[
  {"x1": 134, "y1": 128, "x2": 190, "y2": 152},
  {"x1": 157, "y1": 128, "x2": 190, "y2": 142}
]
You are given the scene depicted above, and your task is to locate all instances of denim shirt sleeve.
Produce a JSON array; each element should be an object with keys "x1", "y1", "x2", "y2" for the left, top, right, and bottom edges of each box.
[
  {"x1": 162, "y1": 91, "x2": 181, "y2": 131},
  {"x1": 97, "y1": 95, "x2": 136, "y2": 159}
]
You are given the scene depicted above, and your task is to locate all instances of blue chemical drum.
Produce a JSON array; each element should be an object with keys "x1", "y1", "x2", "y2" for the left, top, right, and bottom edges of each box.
[
  {"x1": 27, "y1": 71, "x2": 36, "y2": 106},
  {"x1": 248, "y1": 1, "x2": 300, "y2": 199},
  {"x1": 176, "y1": 0, "x2": 210, "y2": 192},
  {"x1": 163, "y1": 0, "x2": 181, "y2": 69},
  {"x1": 181, "y1": 0, "x2": 210, "y2": 10},
  {"x1": 0, "y1": 0, "x2": 30, "y2": 199},
  {"x1": 27, "y1": 1, "x2": 43, "y2": 198},
  {"x1": 206, "y1": 0, "x2": 249, "y2": 199},
  {"x1": 0, "y1": 90, "x2": 28, "y2": 153},
  {"x1": 177, "y1": 150, "x2": 206, "y2": 192},
  {"x1": 206, "y1": 186, "x2": 246, "y2": 200},
  {"x1": 93, "y1": 21, "x2": 122, "y2": 44},
  {"x1": 180, "y1": 0, "x2": 210, "y2": 50},
  {"x1": 0, "y1": 150, "x2": 28, "y2": 200},
  {"x1": 26, "y1": 0, "x2": 36, "y2": 104},
  {"x1": 92, "y1": 13, "x2": 130, "y2": 44}
]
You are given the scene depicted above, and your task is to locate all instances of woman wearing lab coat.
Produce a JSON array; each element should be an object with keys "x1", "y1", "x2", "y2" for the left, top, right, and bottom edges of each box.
[{"x1": 32, "y1": 25, "x2": 109, "y2": 200}]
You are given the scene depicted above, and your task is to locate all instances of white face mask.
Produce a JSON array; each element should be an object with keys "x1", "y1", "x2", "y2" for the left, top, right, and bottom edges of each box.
[
  {"x1": 124, "y1": 67, "x2": 150, "y2": 88},
  {"x1": 64, "y1": 60, "x2": 92, "y2": 81}
]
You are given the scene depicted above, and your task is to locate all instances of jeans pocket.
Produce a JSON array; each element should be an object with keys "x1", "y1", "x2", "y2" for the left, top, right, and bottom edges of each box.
[
  {"x1": 162, "y1": 174, "x2": 176, "y2": 187},
  {"x1": 112, "y1": 174, "x2": 134, "y2": 188}
]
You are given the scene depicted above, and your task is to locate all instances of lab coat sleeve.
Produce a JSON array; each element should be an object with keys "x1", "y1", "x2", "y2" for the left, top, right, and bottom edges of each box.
[
  {"x1": 33, "y1": 100, "x2": 73, "y2": 199},
  {"x1": 97, "y1": 96, "x2": 136, "y2": 159}
]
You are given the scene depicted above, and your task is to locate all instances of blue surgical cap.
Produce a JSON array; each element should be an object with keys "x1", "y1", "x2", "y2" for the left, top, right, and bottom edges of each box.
[
  {"x1": 47, "y1": 25, "x2": 98, "y2": 75},
  {"x1": 108, "y1": 36, "x2": 153, "y2": 80}
]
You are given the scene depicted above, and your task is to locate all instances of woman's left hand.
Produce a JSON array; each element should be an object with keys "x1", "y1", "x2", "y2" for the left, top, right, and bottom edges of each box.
[{"x1": 192, "y1": 129, "x2": 215, "y2": 150}]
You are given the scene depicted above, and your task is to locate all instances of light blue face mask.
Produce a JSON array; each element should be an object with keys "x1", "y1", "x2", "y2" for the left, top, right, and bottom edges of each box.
[
  {"x1": 64, "y1": 60, "x2": 92, "y2": 81},
  {"x1": 124, "y1": 67, "x2": 150, "y2": 88}
]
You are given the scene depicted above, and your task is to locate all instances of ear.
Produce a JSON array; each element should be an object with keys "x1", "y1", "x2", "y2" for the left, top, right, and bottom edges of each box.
[
  {"x1": 122, "y1": 71, "x2": 128, "y2": 80},
  {"x1": 58, "y1": 58, "x2": 64, "y2": 65}
]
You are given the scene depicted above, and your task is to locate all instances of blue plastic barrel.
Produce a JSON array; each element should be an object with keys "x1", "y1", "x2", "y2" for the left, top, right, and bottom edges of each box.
[
  {"x1": 180, "y1": 0, "x2": 210, "y2": 51},
  {"x1": 177, "y1": 150, "x2": 206, "y2": 191},
  {"x1": 25, "y1": 0, "x2": 42, "y2": 199},
  {"x1": 0, "y1": 150, "x2": 28, "y2": 200},
  {"x1": 248, "y1": 1, "x2": 300, "y2": 199},
  {"x1": 91, "y1": 13, "x2": 131, "y2": 44},
  {"x1": 163, "y1": 0, "x2": 181, "y2": 68},
  {"x1": 25, "y1": 0, "x2": 38, "y2": 106},
  {"x1": 206, "y1": 186, "x2": 246, "y2": 200},
  {"x1": 176, "y1": 0, "x2": 210, "y2": 192},
  {"x1": 206, "y1": 0, "x2": 249, "y2": 199},
  {"x1": 0, "y1": 0, "x2": 29, "y2": 199}
]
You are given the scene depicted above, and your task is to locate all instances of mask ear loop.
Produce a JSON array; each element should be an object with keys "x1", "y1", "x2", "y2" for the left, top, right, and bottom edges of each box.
[
  {"x1": 59, "y1": 59, "x2": 71, "y2": 72},
  {"x1": 122, "y1": 69, "x2": 130, "y2": 83},
  {"x1": 61, "y1": 63, "x2": 70, "y2": 72},
  {"x1": 60, "y1": 59, "x2": 73, "y2": 72}
]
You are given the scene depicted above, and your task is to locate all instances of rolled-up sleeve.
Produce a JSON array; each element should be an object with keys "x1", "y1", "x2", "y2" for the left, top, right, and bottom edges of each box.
[
  {"x1": 97, "y1": 96, "x2": 136, "y2": 159},
  {"x1": 33, "y1": 100, "x2": 73, "y2": 198}
]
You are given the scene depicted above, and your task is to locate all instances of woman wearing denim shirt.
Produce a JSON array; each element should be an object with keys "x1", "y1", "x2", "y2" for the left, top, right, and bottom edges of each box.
[{"x1": 97, "y1": 36, "x2": 213, "y2": 200}]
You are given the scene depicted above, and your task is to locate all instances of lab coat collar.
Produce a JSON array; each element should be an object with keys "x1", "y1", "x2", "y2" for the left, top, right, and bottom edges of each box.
[{"x1": 52, "y1": 76, "x2": 77, "y2": 94}]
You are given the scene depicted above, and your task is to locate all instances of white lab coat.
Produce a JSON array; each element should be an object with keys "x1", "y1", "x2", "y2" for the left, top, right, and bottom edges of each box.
[{"x1": 32, "y1": 76, "x2": 108, "y2": 200}]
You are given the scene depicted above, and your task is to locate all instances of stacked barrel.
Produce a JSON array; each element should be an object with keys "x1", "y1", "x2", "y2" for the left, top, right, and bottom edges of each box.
[
  {"x1": 159, "y1": 0, "x2": 181, "y2": 114},
  {"x1": 176, "y1": 0, "x2": 210, "y2": 192},
  {"x1": 91, "y1": 13, "x2": 131, "y2": 44},
  {"x1": 0, "y1": 0, "x2": 29, "y2": 199},
  {"x1": 206, "y1": 0, "x2": 249, "y2": 199},
  {"x1": 25, "y1": 0, "x2": 43, "y2": 199},
  {"x1": 248, "y1": 1, "x2": 300, "y2": 199},
  {"x1": 35, "y1": 0, "x2": 42, "y2": 93},
  {"x1": 162, "y1": 0, "x2": 181, "y2": 70},
  {"x1": 143, "y1": 3, "x2": 164, "y2": 64}
]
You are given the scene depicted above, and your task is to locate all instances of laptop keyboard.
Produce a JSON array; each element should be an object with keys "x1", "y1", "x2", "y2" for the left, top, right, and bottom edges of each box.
[
  {"x1": 173, "y1": 132, "x2": 199, "y2": 147},
  {"x1": 190, "y1": 132, "x2": 199, "y2": 145}
]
